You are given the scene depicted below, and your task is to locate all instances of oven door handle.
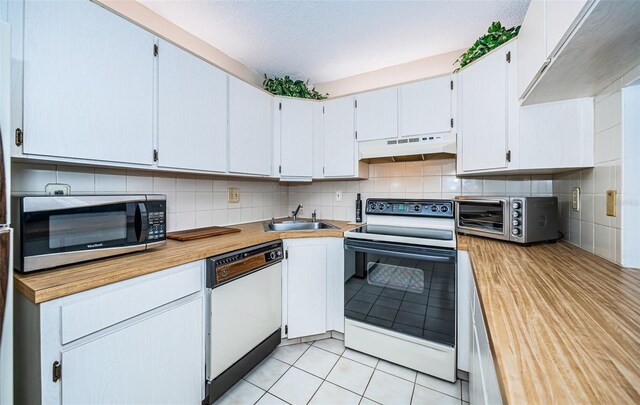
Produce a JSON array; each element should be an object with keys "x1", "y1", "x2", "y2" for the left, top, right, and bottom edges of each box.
[{"x1": 344, "y1": 244, "x2": 455, "y2": 263}]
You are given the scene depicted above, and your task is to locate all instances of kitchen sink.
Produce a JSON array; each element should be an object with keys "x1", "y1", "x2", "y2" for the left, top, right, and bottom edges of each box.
[{"x1": 263, "y1": 221, "x2": 339, "y2": 232}]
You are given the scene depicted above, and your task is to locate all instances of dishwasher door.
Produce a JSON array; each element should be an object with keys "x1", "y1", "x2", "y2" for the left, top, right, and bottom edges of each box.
[{"x1": 207, "y1": 261, "x2": 282, "y2": 380}]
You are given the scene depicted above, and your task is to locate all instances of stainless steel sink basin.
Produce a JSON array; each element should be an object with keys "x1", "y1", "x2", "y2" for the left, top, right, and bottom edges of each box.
[{"x1": 263, "y1": 221, "x2": 339, "y2": 232}]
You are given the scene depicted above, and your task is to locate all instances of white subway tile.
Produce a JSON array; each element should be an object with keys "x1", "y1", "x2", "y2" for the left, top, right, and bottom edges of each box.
[
  {"x1": 482, "y1": 177, "x2": 506, "y2": 196},
  {"x1": 95, "y1": 169, "x2": 126, "y2": 193},
  {"x1": 176, "y1": 191, "x2": 196, "y2": 213},
  {"x1": 423, "y1": 176, "x2": 441, "y2": 193},
  {"x1": 580, "y1": 222, "x2": 594, "y2": 252},
  {"x1": 581, "y1": 194, "x2": 594, "y2": 223},
  {"x1": 153, "y1": 175, "x2": 176, "y2": 192},
  {"x1": 195, "y1": 192, "x2": 214, "y2": 211},
  {"x1": 176, "y1": 211, "x2": 196, "y2": 231},
  {"x1": 213, "y1": 209, "x2": 228, "y2": 226},
  {"x1": 570, "y1": 219, "x2": 581, "y2": 246},
  {"x1": 126, "y1": 170, "x2": 153, "y2": 193},
  {"x1": 177, "y1": 176, "x2": 196, "y2": 192},
  {"x1": 195, "y1": 210, "x2": 214, "y2": 228},
  {"x1": 11, "y1": 163, "x2": 57, "y2": 193},
  {"x1": 389, "y1": 178, "x2": 405, "y2": 193},
  {"x1": 441, "y1": 176, "x2": 461, "y2": 194},
  {"x1": 404, "y1": 162, "x2": 423, "y2": 177},
  {"x1": 373, "y1": 164, "x2": 389, "y2": 178},
  {"x1": 505, "y1": 176, "x2": 531, "y2": 196},
  {"x1": 388, "y1": 163, "x2": 405, "y2": 177},
  {"x1": 462, "y1": 179, "x2": 483, "y2": 194},
  {"x1": 58, "y1": 166, "x2": 95, "y2": 193},
  {"x1": 374, "y1": 178, "x2": 390, "y2": 192},
  {"x1": 594, "y1": 224, "x2": 615, "y2": 261}
]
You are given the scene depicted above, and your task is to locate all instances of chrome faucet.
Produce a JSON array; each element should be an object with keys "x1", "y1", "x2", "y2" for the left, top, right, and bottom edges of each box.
[
  {"x1": 312, "y1": 209, "x2": 317, "y2": 223},
  {"x1": 291, "y1": 204, "x2": 303, "y2": 221}
]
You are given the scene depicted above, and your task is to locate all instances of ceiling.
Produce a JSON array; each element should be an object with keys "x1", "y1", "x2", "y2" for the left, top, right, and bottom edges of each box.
[{"x1": 140, "y1": 0, "x2": 530, "y2": 84}]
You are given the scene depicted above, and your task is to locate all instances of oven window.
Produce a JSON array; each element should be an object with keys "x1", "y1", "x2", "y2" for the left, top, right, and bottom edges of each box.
[
  {"x1": 344, "y1": 245, "x2": 455, "y2": 346},
  {"x1": 49, "y1": 211, "x2": 127, "y2": 249},
  {"x1": 458, "y1": 202, "x2": 504, "y2": 233}
]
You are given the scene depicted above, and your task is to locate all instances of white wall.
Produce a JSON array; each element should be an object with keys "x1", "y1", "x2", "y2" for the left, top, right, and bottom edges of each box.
[
  {"x1": 11, "y1": 163, "x2": 289, "y2": 232},
  {"x1": 288, "y1": 158, "x2": 553, "y2": 222}
]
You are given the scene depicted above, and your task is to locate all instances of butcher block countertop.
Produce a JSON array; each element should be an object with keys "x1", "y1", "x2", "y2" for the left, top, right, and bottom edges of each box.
[
  {"x1": 14, "y1": 219, "x2": 358, "y2": 304},
  {"x1": 458, "y1": 235, "x2": 640, "y2": 404}
]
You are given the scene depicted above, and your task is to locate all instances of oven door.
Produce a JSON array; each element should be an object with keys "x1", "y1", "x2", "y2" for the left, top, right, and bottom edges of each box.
[
  {"x1": 454, "y1": 198, "x2": 509, "y2": 240},
  {"x1": 19, "y1": 196, "x2": 148, "y2": 271},
  {"x1": 344, "y1": 238, "x2": 456, "y2": 347}
]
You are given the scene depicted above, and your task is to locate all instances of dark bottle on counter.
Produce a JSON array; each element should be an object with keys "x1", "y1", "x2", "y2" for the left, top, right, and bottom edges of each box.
[{"x1": 355, "y1": 193, "x2": 362, "y2": 223}]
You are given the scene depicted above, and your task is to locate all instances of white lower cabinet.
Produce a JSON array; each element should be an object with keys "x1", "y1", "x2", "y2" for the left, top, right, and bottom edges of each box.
[
  {"x1": 470, "y1": 275, "x2": 503, "y2": 405},
  {"x1": 282, "y1": 238, "x2": 344, "y2": 339},
  {"x1": 457, "y1": 251, "x2": 472, "y2": 373},
  {"x1": 14, "y1": 262, "x2": 205, "y2": 404}
]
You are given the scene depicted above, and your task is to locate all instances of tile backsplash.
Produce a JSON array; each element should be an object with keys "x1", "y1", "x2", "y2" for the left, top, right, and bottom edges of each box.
[
  {"x1": 288, "y1": 158, "x2": 553, "y2": 222},
  {"x1": 553, "y1": 78, "x2": 623, "y2": 264},
  {"x1": 11, "y1": 163, "x2": 289, "y2": 232}
]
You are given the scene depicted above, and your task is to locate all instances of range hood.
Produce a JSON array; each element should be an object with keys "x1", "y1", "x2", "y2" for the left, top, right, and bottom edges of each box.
[{"x1": 358, "y1": 133, "x2": 456, "y2": 163}]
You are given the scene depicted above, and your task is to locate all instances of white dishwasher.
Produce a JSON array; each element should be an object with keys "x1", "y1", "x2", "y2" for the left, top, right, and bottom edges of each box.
[{"x1": 205, "y1": 241, "x2": 283, "y2": 404}]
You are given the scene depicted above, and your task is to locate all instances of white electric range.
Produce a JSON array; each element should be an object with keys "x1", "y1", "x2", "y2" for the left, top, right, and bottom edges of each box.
[{"x1": 343, "y1": 198, "x2": 457, "y2": 382}]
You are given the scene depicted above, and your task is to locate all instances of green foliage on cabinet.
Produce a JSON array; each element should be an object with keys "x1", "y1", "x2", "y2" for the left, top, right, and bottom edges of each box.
[{"x1": 454, "y1": 21, "x2": 520, "y2": 72}]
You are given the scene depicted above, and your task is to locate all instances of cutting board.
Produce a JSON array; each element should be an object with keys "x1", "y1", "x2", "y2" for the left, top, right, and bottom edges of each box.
[{"x1": 166, "y1": 226, "x2": 241, "y2": 241}]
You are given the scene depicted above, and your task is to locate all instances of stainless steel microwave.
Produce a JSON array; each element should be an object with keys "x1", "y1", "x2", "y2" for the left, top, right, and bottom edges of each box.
[
  {"x1": 13, "y1": 195, "x2": 167, "y2": 272},
  {"x1": 454, "y1": 196, "x2": 558, "y2": 245}
]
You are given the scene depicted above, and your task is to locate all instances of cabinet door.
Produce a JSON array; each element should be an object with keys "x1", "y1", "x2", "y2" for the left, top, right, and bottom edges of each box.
[
  {"x1": 61, "y1": 298, "x2": 203, "y2": 404},
  {"x1": 280, "y1": 98, "x2": 314, "y2": 178},
  {"x1": 286, "y1": 242, "x2": 327, "y2": 338},
  {"x1": 400, "y1": 76, "x2": 452, "y2": 137},
  {"x1": 355, "y1": 88, "x2": 397, "y2": 141},
  {"x1": 457, "y1": 251, "x2": 472, "y2": 373},
  {"x1": 517, "y1": 0, "x2": 546, "y2": 99},
  {"x1": 229, "y1": 77, "x2": 273, "y2": 176},
  {"x1": 460, "y1": 45, "x2": 510, "y2": 172},
  {"x1": 323, "y1": 97, "x2": 356, "y2": 177},
  {"x1": 158, "y1": 39, "x2": 227, "y2": 172},
  {"x1": 23, "y1": 0, "x2": 154, "y2": 165},
  {"x1": 546, "y1": 0, "x2": 589, "y2": 57},
  {"x1": 470, "y1": 326, "x2": 487, "y2": 405}
]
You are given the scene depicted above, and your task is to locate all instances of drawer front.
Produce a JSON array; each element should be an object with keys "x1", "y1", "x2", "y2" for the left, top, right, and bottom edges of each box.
[{"x1": 61, "y1": 261, "x2": 203, "y2": 344}]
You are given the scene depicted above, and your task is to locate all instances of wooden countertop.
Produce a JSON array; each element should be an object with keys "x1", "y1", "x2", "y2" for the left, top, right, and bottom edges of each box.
[
  {"x1": 14, "y1": 219, "x2": 359, "y2": 304},
  {"x1": 458, "y1": 235, "x2": 640, "y2": 404}
]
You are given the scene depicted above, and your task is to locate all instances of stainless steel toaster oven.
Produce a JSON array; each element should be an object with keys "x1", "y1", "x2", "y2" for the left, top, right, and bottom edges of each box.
[{"x1": 454, "y1": 196, "x2": 558, "y2": 245}]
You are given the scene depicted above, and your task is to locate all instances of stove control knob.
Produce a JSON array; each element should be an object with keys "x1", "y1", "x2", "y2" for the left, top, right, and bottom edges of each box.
[
  {"x1": 512, "y1": 219, "x2": 521, "y2": 227},
  {"x1": 440, "y1": 205, "x2": 449, "y2": 213},
  {"x1": 430, "y1": 205, "x2": 439, "y2": 212},
  {"x1": 414, "y1": 205, "x2": 421, "y2": 212},
  {"x1": 512, "y1": 211, "x2": 521, "y2": 218},
  {"x1": 369, "y1": 202, "x2": 377, "y2": 211},
  {"x1": 269, "y1": 251, "x2": 276, "y2": 260},
  {"x1": 512, "y1": 228, "x2": 521, "y2": 236},
  {"x1": 378, "y1": 203, "x2": 385, "y2": 210},
  {"x1": 512, "y1": 201, "x2": 522, "y2": 209}
]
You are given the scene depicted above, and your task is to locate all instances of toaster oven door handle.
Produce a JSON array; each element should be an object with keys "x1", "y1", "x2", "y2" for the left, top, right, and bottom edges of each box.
[
  {"x1": 454, "y1": 198, "x2": 507, "y2": 205},
  {"x1": 134, "y1": 202, "x2": 149, "y2": 243}
]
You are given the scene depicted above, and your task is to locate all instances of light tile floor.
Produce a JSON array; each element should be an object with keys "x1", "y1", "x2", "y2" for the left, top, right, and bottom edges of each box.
[{"x1": 215, "y1": 338, "x2": 470, "y2": 405}]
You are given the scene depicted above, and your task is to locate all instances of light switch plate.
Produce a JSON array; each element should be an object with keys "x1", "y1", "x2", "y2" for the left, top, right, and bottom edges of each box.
[
  {"x1": 45, "y1": 183, "x2": 71, "y2": 195},
  {"x1": 227, "y1": 187, "x2": 240, "y2": 204},
  {"x1": 606, "y1": 190, "x2": 617, "y2": 217},
  {"x1": 571, "y1": 187, "x2": 580, "y2": 211},
  {"x1": 335, "y1": 190, "x2": 343, "y2": 202}
]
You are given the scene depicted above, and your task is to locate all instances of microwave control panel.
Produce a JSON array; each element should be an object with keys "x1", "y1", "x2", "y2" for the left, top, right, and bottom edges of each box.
[{"x1": 146, "y1": 200, "x2": 166, "y2": 241}]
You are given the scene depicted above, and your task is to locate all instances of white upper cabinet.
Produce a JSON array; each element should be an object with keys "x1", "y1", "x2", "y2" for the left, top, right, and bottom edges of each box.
[
  {"x1": 545, "y1": 0, "x2": 589, "y2": 57},
  {"x1": 517, "y1": 0, "x2": 546, "y2": 99},
  {"x1": 157, "y1": 39, "x2": 227, "y2": 172},
  {"x1": 278, "y1": 98, "x2": 314, "y2": 178},
  {"x1": 355, "y1": 87, "x2": 397, "y2": 141},
  {"x1": 22, "y1": 0, "x2": 154, "y2": 165},
  {"x1": 458, "y1": 40, "x2": 594, "y2": 175},
  {"x1": 517, "y1": 0, "x2": 590, "y2": 101},
  {"x1": 400, "y1": 75, "x2": 453, "y2": 137},
  {"x1": 229, "y1": 77, "x2": 273, "y2": 176},
  {"x1": 459, "y1": 43, "x2": 513, "y2": 172},
  {"x1": 323, "y1": 97, "x2": 356, "y2": 177}
]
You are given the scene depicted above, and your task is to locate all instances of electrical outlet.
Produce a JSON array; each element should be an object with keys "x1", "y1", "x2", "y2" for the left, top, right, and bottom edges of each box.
[
  {"x1": 571, "y1": 187, "x2": 580, "y2": 211},
  {"x1": 335, "y1": 190, "x2": 343, "y2": 202},
  {"x1": 606, "y1": 190, "x2": 617, "y2": 217},
  {"x1": 227, "y1": 187, "x2": 240, "y2": 203},
  {"x1": 45, "y1": 183, "x2": 71, "y2": 195}
]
